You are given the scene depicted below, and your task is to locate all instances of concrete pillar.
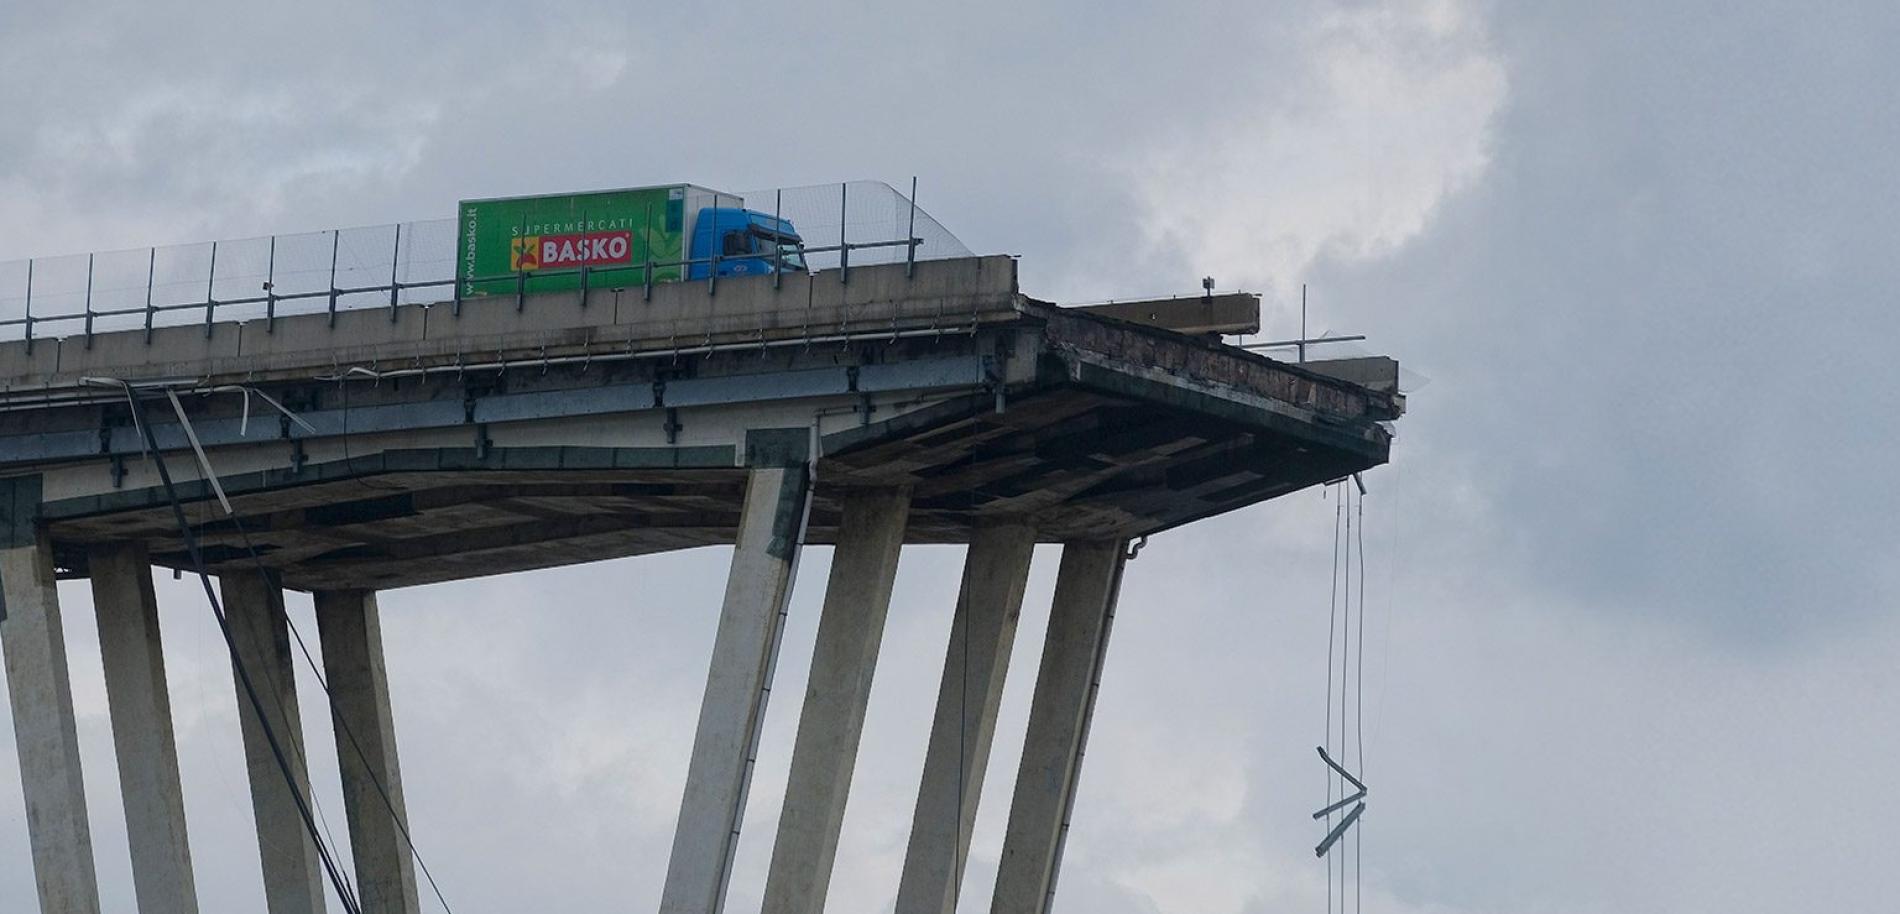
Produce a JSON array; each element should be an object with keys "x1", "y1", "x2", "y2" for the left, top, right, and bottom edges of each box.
[
  {"x1": 660, "y1": 465, "x2": 811, "y2": 914},
  {"x1": 762, "y1": 488, "x2": 910, "y2": 914},
  {"x1": 894, "y1": 522, "x2": 1037, "y2": 914},
  {"x1": 0, "y1": 534, "x2": 102, "y2": 914},
  {"x1": 90, "y1": 543, "x2": 199, "y2": 914},
  {"x1": 990, "y1": 541, "x2": 1127, "y2": 914},
  {"x1": 221, "y1": 571, "x2": 327, "y2": 914},
  {"x1": 315, "y1": 590, "x2": 419, "y2": 914}
]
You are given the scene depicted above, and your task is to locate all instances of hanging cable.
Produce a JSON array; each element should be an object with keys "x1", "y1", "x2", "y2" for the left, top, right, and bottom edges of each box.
[
  {"x1": 1355, "y1": 490, "x2": 1366, "y2": 914},
  {"x1": 190, "y1": 383, "x2": 457, "y2": 913},
  {"x1": 226, "y1": 515, "x2": 459, "y2": 913},
  {"x1": 1315, "y1": 482, "x2": 1367, "y2": 902},
  {"x1": 1340, "y1": 484, "x2": 1351, "y2": 910},
  {"x1": 107, "y1": 379, "x2": 456, "y2": 912},
  {"x1": 117, "y1": 384, "x2": 364, "y2": 914},
  {"x1": 1324, "y1": 483, "x2": 1342, "y2": 914}
]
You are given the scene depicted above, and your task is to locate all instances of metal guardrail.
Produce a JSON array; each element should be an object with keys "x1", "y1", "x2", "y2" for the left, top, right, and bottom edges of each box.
[{"x1": 0, "y1": 180, "x2": 971, "y2": 351}]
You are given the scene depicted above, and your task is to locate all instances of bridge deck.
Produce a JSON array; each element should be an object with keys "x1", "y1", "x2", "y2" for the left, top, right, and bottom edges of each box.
[{"x1": 0, "y1": 256, "x2": 1399, "y2": 591}]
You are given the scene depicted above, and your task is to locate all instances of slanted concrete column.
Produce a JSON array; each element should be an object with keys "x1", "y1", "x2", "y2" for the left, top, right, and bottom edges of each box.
[
  {"x1": 90, "y1": 543, "x2": 199, "y2": 914},
  {"x1": 1, "y1": 530, "x2": 102, "y2": 914},
  {"x1": 990, "y1": 541, "x2": 1127, "y2": 914},
  {"x1": 894, "y1": 522, "x2": 1037, "y2": 914},
  {"x1": 660, "y1": 464, "x2": 811, "y2": 914},
  {"x1": 762, "y1": 488, "x2": 910, "y2": 914},
  {"x1": 221, "y1": 571, "x2": 326, "y2": 914},
  {"x1": 315, "y1": 590, "x2": 419, "y2": 914}
]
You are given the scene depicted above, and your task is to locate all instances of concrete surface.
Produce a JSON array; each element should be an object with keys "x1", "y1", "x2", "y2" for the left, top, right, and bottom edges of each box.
[
  {"x1": 90, "y1": 542, "x2": 199, "y2": 914},
  {"x1": 0, "y1": 535, "x2": 101, "y2": 914},
  {"x1": 991, "y1": 541, "x2": 1126, "y2": 914},
  {"x1": 661, "y1": 465, "x2": 812, "y2": 914},
  {"x1": 315, "y1": 589, "x2": 420, "y2": 914},
  {"x1": 762, "y1": 488, "x2": 911, "y2": 914},
  {"x1": 894, "y1": 522, "x2": 1037, "y2": 914},
  {"x1": 221, "y1": 571, "x2": 327, "y2": 914}
]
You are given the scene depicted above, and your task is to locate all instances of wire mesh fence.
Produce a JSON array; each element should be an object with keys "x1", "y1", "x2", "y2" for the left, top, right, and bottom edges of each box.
[{"x1": 0, "y1": 180, "x2": 970, "y2": 345}]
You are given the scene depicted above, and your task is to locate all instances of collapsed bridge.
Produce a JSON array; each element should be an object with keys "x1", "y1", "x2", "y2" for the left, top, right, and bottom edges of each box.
[{"x1": 0, "y1": 249, "x2": 1401, "y2": 913}]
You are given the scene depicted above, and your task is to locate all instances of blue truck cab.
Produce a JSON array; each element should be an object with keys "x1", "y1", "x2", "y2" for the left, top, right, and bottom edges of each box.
[{"x1": 686, "y1": 207, "x2": 807, "y2": 279}]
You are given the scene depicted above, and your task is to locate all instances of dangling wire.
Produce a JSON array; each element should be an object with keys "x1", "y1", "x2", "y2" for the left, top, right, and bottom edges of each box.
[
  {"x1": 1355, "y1": 488, "x2": 1367, "y2": 914},
  {"x1": 115, "y1": 385, "x2": 365, "y2": 914},
  {"x1": 1317, "y1": 480, "x2": 1369, "y2": 914},
  {"x1": 94, "y1": 378, "x2": 457, "y2": 912},
  {"x1": 1324, "y1": 483, "x2": 1342, "y2": 914}
]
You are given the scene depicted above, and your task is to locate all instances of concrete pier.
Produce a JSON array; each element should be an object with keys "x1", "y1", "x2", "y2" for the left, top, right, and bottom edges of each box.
[
  {"x1": 221, "y1": 571, "x2": 327, "y2": 914},
  {"x1": 90, "y1": 543, "x2": 199, "y2": 914},
  {"x1": 316, "y1": 590, "x2": 419, "y2": 914},
  {"x1": 0, "y1": 532, "x2": 102, "y2": 914},
  {"x1": 661, "y1": 465, "x2": 813, "y2": 914},
  {"x1": 894, "y1": 523, "x2": 1037, "y2": 914},
  {"x1": 991, "y1": 541, "x2": 1126, "y2": 914},
  {"x1": 762, "y1": 488, "x2": 911, "y2": 914}
]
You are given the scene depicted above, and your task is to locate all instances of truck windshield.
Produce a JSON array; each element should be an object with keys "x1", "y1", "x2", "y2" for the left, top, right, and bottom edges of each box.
[{"x1": 755, "y1": 230, "x2": 806, "y2": 271}]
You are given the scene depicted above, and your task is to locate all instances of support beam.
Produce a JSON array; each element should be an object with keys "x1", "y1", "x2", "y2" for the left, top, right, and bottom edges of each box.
[
  {"x1": 762, "y1": 488, "x2": 911, "y2": 914},
  {"x1": 660, "y1": 465, "x2": 812, "y2": 914},
  {"x1": 90, "y1": 543, "x2": 199, "y2": 914},
  {"x1": 0, "y1": 534, "x2": 102, "y2": 914},
  {"x1": 315, "y1": 589, "x2": 419, "y2": 914},
  {"x1": 221, "y1": 571, "x2": 326, "y2": 914},
  {"x1": 894, "y1": 522, "x2": 1037, "y2": 914},
  {"x1": 991, "y1": 541, "x2": 1127, "y2": 914}
]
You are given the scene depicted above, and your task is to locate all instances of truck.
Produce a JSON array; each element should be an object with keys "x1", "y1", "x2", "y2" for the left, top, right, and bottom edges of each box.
[{"x1": 456, "y1": 184, "x2": 807, "y2": 298}]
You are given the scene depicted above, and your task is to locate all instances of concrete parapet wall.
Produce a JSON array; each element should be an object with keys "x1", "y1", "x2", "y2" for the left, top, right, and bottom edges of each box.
[{"x1": 0, "y1": 256, "x2": 1022, "y2": 391}]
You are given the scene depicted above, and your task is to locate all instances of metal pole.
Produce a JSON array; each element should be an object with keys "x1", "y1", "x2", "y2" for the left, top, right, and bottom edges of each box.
[
  {"x1": 1299, "y1": 283, "x2": 1307, "y2": 363},
  {"x1": 643, "y1": 201, "x2": 655, "y2": 302},
  {"x1": 516, "y1": 215, "x2": 528, "y2": 313},
  {"x1": 906, "y1": 175, "x2": 918, "y2": 278},
  {"x1": 83, "y1": 254, "x2": 95, "y2": 348},
  {"x1": 578, "y1": 209, "x2": 589, "y2": 309},
  {"x1": 838, "y1": 183, "x2": 849, "y2": 285},
  {"x1": 327, "y1": 230, "x2": 340, "y2": 327},
  {"x1": 143, "y1": 248, "x2": 156, "y2": 343},
  {"x1": 22, "y1": 259, "x2": 33, "y2": 355},
  {"x1": 388, "y1": 223, "x2": 402, "y2": 322},
  {"x1": 264, "y1": 235, "x2": 277, "y2": 334},
  {"x1": 773, "y1": 189, "x2": 783, "y2": 290},
  {"x1": 204, "y1": 241, "x2": 218, "y2": 338},
  {"x1": 707, "y1": 193, "x2": 721, "y2": 297}
]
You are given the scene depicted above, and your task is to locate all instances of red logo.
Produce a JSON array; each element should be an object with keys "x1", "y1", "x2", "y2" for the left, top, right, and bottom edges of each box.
[{"x1": 511, "y1": 230, "x2": 633, "y2": 271}]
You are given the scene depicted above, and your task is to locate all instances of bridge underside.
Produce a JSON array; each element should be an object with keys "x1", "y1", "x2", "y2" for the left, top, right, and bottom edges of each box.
[{"x1": 43, "y1": 382, "x2": 1373, "y2": 591}]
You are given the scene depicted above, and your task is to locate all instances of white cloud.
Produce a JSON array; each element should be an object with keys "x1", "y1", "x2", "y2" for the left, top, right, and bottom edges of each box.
[{"x1": 1126, "y1": 0, "x2": 1506, "y2": 302}]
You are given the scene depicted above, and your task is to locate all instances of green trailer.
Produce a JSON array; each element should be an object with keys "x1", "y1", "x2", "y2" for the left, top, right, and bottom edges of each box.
[{"x1": 457, "y1": 184, "x2": 716, "y2": 297}]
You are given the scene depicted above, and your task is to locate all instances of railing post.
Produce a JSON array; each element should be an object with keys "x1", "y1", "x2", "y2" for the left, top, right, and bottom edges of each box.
[
  {"x1": 515, "y1": 270, "x2": 526, "y2": 312},
  {"x1": 142, "y1": 248, "x2": 155, "y2": 344},
  {"x1": 838, "y1": 183, "x2": 849, "y2": 285},
  {"x1": 264, "y1": 236, "x2": 277, "y2": 334},
  {"x1": 387, "y1": 223, "x2": 402, "y2": 322},
  {"x1": 707, "y1": 194, "x2": 720, "y2": 298},
  {"x1": 203, "y1": 241, "x2": 217, "y2": 338},
  {"x1": 773, "y1": 189, "x2": 784, "y2": 290},
  {"x1": 23, "y1": 258, "x2": 33, "y2": 355},
  {"x1": 907, "y1": 176, "x2": 919, "y2": 279},
  {"x1": 643, "y1": 201, "x2": 656, "y2": 302},
  {"x1": 326, "y1": 230, "x2": 340, "y2": 328},
  {"x1": 82, "y1": 254, "x2": 95, "y2": 349}
]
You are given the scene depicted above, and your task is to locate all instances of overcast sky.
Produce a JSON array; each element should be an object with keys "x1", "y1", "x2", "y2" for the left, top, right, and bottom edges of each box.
[{"x1": 2, "y1": 1, "x2": 1897, "y2": 912}]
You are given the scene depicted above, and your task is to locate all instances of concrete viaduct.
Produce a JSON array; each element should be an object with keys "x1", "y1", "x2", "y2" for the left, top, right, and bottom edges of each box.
[{"x1": 0, "y1": 255, "x2": 1401, "y2": 912}]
